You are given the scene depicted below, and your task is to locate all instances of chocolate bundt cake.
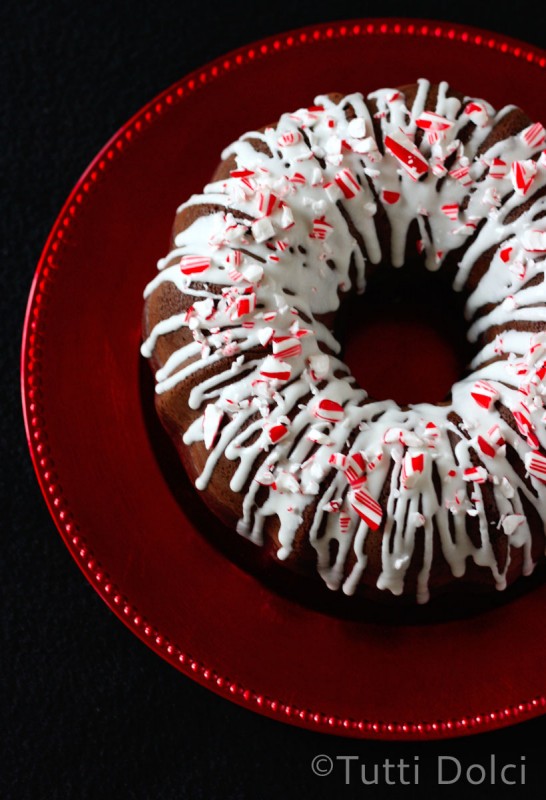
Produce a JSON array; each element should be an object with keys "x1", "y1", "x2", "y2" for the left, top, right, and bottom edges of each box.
[{"x1": 142, "y1": 79, "x2": 546, "y2": 604}]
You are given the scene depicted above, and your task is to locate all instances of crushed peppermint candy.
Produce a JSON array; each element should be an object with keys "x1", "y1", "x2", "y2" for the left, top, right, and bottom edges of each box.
[
  {"x1": 349, "y1": 488, "x2": 383, "y2": 530},
  {"x1": 313, "y1": 398, "x2": 345, "y2": 422}
]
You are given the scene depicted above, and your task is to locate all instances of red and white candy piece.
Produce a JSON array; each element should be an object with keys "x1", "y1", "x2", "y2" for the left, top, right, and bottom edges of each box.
[
  {"x1": 521, "y1": 122, "x2": 546, "y2": 149},
  {"x1": 521, "y1": 229, "x2": 546, "y2": 252},
  {"x1": 463, "y1": 100, "x2": 490, "y2": 127},
  {"x1": 349, "y1": 488, "x2": 383, "y2": 531},
  {"x1": 307, "y1": 428, "x2": 333, "y2": 446},
  {"x1": 470, "y1": 380, "x2": 499, "y2": 410},
  {"x1": 203, "y1": 404, "x2": 223, "y2": 450},
  {"x1": 231, "y1": 291, "x2": 256, "y2": 320},
  {"x1": 383, "y1": 427, "x2": 423, "y2": 447},
  {"x1": 382, "y1": 189, "x2": 400, "y2": 205},
  {"x1": 271, "y1": 336, "x2": 303, "y2": 360},
  {"x1": 225, "y1": 249, "x2": 243, "y2": 269},
  {"x1": 280, "y1": 205, "x2": 295, "y2": 230},
  {"x1": 277, "y1": 130, "x2": 303, "y2": 147},
  {"x1": 453, "y1": 219, "x2": 479, "y2": 237},
  {"x1": 339, "y1": 513, "x2": 352, "y2": 534},
  {"x1": 441, "y1": 203, "x2": 459, "y2": 221},
  {"x1": 415, "y1": 110, "x2": 454, "y2": 132},
  {"x1": 192, "y1": 298, "x2": 215, "y2": 321},
  {"x1": 257, "y1": 189, "x2": 281, "y2": 217},
  {"x1": 309, "y1": 216, "x2": 333, "y2": 240},
  {"x1": 401, "y1": 452, "x2": 426, "y2": 489},
  {"x1": 334, "y1": 168, "x2": 362, "y2": 199},
  {"x1": 510, "y1": 159, "x2": 538, "y2": 196},
  {"x1": 477, "y1": 424, "x2": 505, "y2": 457},
  {"x1": 180, "y1": 255, "x2": 211, "y2": 275},
  {"x1": 259, "y1": 356, "x2": 292, "y2": 382},
  {"x1": 329, "y1": 451, "x2": 367, "y2": 488},
  {"x1": 423, "y1": 421, "x2": 440, "y2": 446},
  {"x1": 328, "y1": 452, "x2": 347, "y2": 470},
  {"x1": 524, "y1": 451, "x2": 546, "y2": 483},
  {"x1": 289, "y1": 172, "x2": 306, "y2": 185},
  {"x1": 313, "y1": 398, "x2": 345, "y2": 423},
  {"x1": 384, "y1": 130, "x2": 429, "y2": 181},
  {"x1": 265, "y1": 421, "x2": 290, "y2": 444},
  {"x1": 513, "y1": 403, "x2": 540, "y2": 448},
  {"x1": 229, "y1": 168, "x2": 256, "y2": 193},
  {"x1": 344, "y1": 452, "x2": 367, "y2": 488},
  {"x1": 273, "y1": 471, "x2": 300, "y2": 494},
  {"x1": 449, "y1": 165, "x2": 473, "y2": 186},
  {"x1": 488, "y1": 158, "x2": 508, "y2": 179},
  {"x1": 463, "y1": 466, "x2": 488, "y2": 484},
  {"x1": 323, "y1": 498, "x2": 342, "y2": 513},
  {"x1": 499, "y1": 245, "x2": 513, "y2": 263}
]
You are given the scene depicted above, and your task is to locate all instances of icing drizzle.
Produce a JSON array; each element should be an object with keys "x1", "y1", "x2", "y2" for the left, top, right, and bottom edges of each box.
[{"x1": 142, "y1": 80, "x2": 546, "y2": 603}]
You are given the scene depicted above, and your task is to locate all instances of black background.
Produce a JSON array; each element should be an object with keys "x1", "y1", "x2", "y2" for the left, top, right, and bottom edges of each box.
[{"x1": 4, "y1": 1, "x2": 546, "y2": 798}]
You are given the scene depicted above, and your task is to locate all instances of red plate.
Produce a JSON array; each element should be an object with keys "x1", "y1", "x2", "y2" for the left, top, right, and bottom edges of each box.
[{"x1": 22, "y1": 18, "x2": 546, "y2": 740}]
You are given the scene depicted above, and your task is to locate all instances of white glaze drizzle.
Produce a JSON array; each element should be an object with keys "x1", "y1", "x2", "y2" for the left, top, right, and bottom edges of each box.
[{"x1": 142, "y1": 80, "x2": 546, "y2": 603}]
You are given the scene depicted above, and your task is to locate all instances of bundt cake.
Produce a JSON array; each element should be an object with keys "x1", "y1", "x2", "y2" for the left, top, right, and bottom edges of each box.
[{"x1": 141, "y1": 79, "x2": 546, "y2": 604}]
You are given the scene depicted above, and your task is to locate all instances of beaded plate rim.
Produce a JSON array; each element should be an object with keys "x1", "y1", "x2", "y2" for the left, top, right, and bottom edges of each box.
[{"x1": 21, "y1": 17, "x2": 546, "y2": 740}]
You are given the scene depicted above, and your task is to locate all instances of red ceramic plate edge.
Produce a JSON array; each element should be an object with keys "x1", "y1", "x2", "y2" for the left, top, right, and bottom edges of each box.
[{"x1": 21, "y1": 17, "x2": 546, "y2": 740}]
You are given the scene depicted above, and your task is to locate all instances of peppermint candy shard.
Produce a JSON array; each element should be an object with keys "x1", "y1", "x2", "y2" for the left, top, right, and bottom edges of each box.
[
  {"x1": 344, "y1": 452, "x2": 367, "y2": 488},
  {"x1": 266, "y1": 422, "x2": 289, "y2": 444},
  {"x1": 510, "y1": 159, "x2": 538, "y2": 196},
  {"x1": 463, "y1": 101, "x2": 490, "y2": 127},
  {"x1": 499, "y1": 245, "x2": 513, "y2": 263},
  {"x1": 257, "y1": 189, "x2": 281, "y2": 217},
  {"x1": 463, "y1": 466, "x2": 488, "y2": 483},
  {"x1": 401, "y1": 452, "x2": 426, "y2": 489},
  {"x1": 313, "y1": 398, "x2": 345, "y2": 422},
  {"x1": 477, "y1": 424, "x2": 505, "y2": 457},
  {"x1": 384, "y1": 130, "x2": 429, "y2": 181},
  {"x1": 271, "y1": 335, "x2": 302, "y2": 360},
  {"x1": 524, "y1": 451, "x2": 546, "y2": 483},
  {"x1": 349, "y1": 489, "x2": 383, "y2": 531},
  {"x1": 309, "y1": 216, "x2": 333, "y2": 240},
  {"x1": 488, "y1": 158, "x2": 508, "y2": 179},
  {"x1": 470, "y1": 380, "x2": 499, "y2": 410},
  {"x1": 180, "y1": 255, "x2": 212, "y2": 275},
  {"x1": 339, "y1": 513, "x2": 352, "y2": 534},
  {"x1": 382, "y1": 190, "x2": 400, "y2": 205},
  {"x1": 259, "y1": 356, "x2": 292, "y2": 382},
  {"x1": 441, "y1": 203, "x2": 459, "y2": 221},
  {"x1": 334, "y1": 168, "x2": 362, "y2": 199},
  {"x1": 277, "y1": 131, "x2": 303, "y2": 147},
  {"x1": 415, "y1": 110, "x2": 453, "y2": 132},
  {"x1": 232, "y1": 292, "x2": 256, "y2": 320},
  {"x1": 513, "y1": 404, "x2": 540, "y2": 449},
  {"x1": 521, "y1": 122, "x2": 546, "y2": 149},
  {"x1": 203, "y1": 404, "x2": 223, "y2": 450}
]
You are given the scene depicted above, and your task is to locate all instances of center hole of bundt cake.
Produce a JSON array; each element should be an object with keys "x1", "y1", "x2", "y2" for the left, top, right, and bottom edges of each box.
[{"x1": 339, "y1": 263, "x2": 474, "y2": 407}]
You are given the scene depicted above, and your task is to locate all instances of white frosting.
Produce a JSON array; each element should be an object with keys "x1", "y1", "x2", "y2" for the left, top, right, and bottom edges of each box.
[{"x1": 142, "y1": 80, "x2": 546, "y2": 603}]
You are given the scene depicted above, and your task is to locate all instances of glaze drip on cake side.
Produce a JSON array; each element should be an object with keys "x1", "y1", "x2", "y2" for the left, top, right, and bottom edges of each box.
[{"x1": 142, "y1": 80, "x2": 546, "y2": 603}]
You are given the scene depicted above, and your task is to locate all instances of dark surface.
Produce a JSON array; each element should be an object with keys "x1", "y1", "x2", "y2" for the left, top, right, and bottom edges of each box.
[{"x1": 4, "y1": 1, "x2": 546, "y2": 798}]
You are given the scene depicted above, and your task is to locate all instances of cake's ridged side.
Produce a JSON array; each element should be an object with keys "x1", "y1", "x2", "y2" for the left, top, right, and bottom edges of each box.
[{"x1": 142, "y1": 80, "x2": 546, "y2": 603}]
